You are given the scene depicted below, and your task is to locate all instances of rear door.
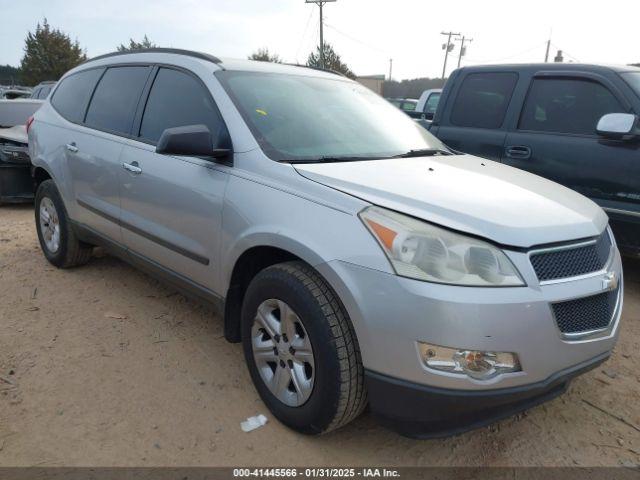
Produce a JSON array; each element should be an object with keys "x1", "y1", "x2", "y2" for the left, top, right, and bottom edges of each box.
[
  {"x1": 118, "y1": 66, "x2": 230, "y2": 291},
  {"x1": 435, "y1": 71, "x2": 518, "y2": 160},
  {"x1": 503, "y1": 72, "x2": 634, "y2": 214},
  {"x1": 63, "y1": 65, "x2": 152, "y2": 242}
]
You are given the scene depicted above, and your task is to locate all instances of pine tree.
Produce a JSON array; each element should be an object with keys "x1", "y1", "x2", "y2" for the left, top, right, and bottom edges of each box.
[
  {"x1": 117, "y1": 35, "x2": 158, "y2": 52},
  {"x1": 20, "y1": 19, "x2": 86, "y2": 85},
  {"x1": 248, "y1": 48, "x2": 282, "y2": 63},
  {"x1": 307, "y1": 43, "x2": 355, "y2": 79}
]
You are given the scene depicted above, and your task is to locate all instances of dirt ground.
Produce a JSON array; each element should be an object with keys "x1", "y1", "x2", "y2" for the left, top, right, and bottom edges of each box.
[{"x1": 0, "y1": 204, "x2": 638, "y2": 467}]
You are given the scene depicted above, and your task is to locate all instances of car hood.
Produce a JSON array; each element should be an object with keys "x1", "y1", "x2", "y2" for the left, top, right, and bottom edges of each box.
[
  {"x1": 294, "y1": 155, "x2": 608, "y2": 248},
  {"x1": 0, "y1": 125, "x2": 27, "y2": 144}
]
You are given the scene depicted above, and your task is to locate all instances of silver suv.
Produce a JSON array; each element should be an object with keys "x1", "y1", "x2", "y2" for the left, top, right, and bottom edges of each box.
[{"x1": 28, "y1": 49, "x2": 623, "y2": 438}]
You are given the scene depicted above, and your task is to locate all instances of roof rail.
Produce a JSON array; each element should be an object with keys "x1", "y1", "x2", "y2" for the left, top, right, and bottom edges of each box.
[
  {"x1": 283, "y1": 63, "x2": 347, "y2": 78},
  {"x1": 83, "y1": 48, "x2": 222, "y2": 65}
]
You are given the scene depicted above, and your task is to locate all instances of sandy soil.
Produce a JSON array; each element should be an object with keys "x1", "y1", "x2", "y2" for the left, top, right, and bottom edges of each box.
[{"x1": 0, "y1": 204, "x2": 638, "y2": 467}]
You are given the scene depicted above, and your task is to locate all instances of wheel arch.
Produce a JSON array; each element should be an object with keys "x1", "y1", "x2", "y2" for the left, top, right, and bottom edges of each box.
[
  {"x1": 32, "y1": 166, "x2": 53, "y2": 188},
  {"x1": 222, "y1": 233, "x2": 330, "y2": 343}
]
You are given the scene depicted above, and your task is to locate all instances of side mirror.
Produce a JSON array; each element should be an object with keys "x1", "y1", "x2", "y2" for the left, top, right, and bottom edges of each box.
[
  {"x1": 156, "y1": 124, "x2": 231, "y2": 159},
  {"x1": 596, "y1": 113, "x2": 640, "y2": 141},
  {"x1": 424, "y1": 112, "x2": 435, "y2": 121}
]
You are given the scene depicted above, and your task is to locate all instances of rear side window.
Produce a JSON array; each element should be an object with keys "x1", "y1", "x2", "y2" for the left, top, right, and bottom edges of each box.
[
  {"x1": 85, "y1": 66, "x2": 151, "y2": 135},
  {"x1": 519, "y1": 78, "x2": 626, "y2": 135},
  {"x1": 51, "y1": 69, "x2": 103, "y2": 123},
  {"x1": 139, "y1": 68, "x2": 226, "y2": 144},
  {"x1": 450, "y1": 72, "x2": 518, "y2": 129}
]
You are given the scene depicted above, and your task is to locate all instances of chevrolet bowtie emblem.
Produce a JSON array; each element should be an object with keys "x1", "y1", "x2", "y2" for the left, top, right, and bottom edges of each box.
[{"x1": 602, "y1": 272, "x2": 619, "y2": 292}]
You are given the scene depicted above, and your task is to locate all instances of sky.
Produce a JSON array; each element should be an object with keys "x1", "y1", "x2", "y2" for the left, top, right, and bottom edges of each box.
[{"x1": 1, "y1": 0, "x2": 639, "y2": 80}]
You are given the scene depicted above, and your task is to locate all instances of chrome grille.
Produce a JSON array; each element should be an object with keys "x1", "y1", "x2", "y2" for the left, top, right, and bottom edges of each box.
[
  {"x1": 552, "y1": 287, "x2": 619, "y2": 334},
  {"x1": 531, "y1": 231, "x2": 611, "y2": 282}
]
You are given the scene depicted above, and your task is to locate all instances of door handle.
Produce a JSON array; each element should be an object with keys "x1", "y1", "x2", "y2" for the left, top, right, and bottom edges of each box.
[
  {"x1": 65, "y1": 143, "x2": 78, "y2": 153},
  {"x1": 505, "y1": 145, "x2": 531, "y2": 159},
  {"x1": 122, "y1": 162, "x2": 142, "y2": 174}
]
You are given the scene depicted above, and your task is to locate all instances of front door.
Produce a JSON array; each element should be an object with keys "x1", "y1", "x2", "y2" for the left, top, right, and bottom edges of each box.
[
  {"x1": 118, "y1": 67, "x2": 231, "y2": 292},
  {"x1": 503, "y1": 74, "x2": 636, "y2": 243}
]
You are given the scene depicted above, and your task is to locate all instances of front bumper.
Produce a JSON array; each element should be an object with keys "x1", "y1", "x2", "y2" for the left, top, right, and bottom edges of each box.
[
  {"x1": 365, "y1": 352, "x2": 608, "y2": 438},
  {"x1": 316, "y1": 240, "x2": 622, "y2": 435},
  {"x1": 318, "y1": 247, "x2": 622, "y2": 390}
]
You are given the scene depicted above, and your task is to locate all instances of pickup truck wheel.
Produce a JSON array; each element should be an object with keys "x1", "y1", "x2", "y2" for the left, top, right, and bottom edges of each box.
[
  {"x1": 35, "y1": 179, "x2": 92, "y2": 268},
  {"x1": 241, "y1": 261, "x2": 367, "y2": 434}
]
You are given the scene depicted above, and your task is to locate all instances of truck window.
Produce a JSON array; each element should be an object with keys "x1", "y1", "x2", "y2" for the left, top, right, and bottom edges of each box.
[
  {"x1": 620, "y1": 72, "x2": 640, "y2": 96},
  {"x1": 519, "y1": 78, "x2": 625, "y2": 135},
  {"x1": 450, "y1": 73, "x2": 518, "y2": 129},
  {"x1": 425, "y1": 92, "x2": 441, "y2": 115}
]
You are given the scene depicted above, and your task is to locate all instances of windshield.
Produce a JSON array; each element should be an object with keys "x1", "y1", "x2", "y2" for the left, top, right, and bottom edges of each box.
[
  {"x1": 621, "y1": 72, "x2": 640, "y2": 96},
  {"x1": 217, "y1": 71, "x2": 447, "y2": 162}
]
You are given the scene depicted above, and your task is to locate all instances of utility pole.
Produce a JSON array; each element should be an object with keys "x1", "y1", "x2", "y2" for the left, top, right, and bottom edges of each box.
[
  {"x1": 441, "y1": 31, "x2": 460, "y2": 79},
  {"x1": 305, "y1": 0, "x2": 337, "y2": 69},
  {"x1": 388, "y1": 58, "x2": 393, "y2": 81},
  {"x1": 544, "y1": 28, "x2": 552, "y2": 62},
  {"x1": 456, "y1": 36, "x2": 473, "y2": 68},
  {"x1": 544, "y1": 39, "x2": 551, "y2": 62}
]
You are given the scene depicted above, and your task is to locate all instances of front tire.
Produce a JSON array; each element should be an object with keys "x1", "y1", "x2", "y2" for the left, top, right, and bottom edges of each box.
[
  {"x1": 35, "y1": 179, "x2": 93, "y2": 268},
  {"x1": 241, "y1": 261, "x2": 367, "y2": 435}
]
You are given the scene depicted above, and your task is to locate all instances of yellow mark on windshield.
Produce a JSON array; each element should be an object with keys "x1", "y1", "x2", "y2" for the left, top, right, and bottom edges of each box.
[{"x1": 256, "y1": 109, "x2": 268, "y2": 116}]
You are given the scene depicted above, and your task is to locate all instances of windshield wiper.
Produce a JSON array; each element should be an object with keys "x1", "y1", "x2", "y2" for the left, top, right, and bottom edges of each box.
[
  {"x1": 392, "y1": 148, "x2": 452, "y2": 158},
  {"x1": 289, "y1": 155, "x2": 388, "y2": 164}
]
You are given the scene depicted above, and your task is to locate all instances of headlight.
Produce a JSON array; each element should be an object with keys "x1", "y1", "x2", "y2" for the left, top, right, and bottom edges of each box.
[{"x1": 359, "y1": 206, "x2": 524, "y2": 286}]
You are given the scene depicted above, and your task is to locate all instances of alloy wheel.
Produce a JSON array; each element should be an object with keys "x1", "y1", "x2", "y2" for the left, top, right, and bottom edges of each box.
[{"x1": 251, "y1": 298, "x2": 315, "y2": 407}]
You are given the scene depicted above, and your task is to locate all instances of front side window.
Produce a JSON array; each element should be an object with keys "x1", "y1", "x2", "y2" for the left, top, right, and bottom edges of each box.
[
  {"x1": 519, "y1": 78, "x2": 625, "y2": 135},
  {"x1": 139, "y1": 68, "x2": 226, "y2": 144},
  {"x1": 218, "y1": 71, "x2": 446, "y2": 162},
  {"x1": 85, "y1": 66, "x2": 151, "y2": 135},
  {"x1": 51, "y1": 68, "x2": 104, "y2": 123},
  {"x1": 450, "y1": 72, "x2": 518, "y2": 129}
]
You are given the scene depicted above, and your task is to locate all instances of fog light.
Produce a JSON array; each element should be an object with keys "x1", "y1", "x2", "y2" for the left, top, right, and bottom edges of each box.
[{"x1": 418, "y1": 343, "x2": 521, "y2": 380}]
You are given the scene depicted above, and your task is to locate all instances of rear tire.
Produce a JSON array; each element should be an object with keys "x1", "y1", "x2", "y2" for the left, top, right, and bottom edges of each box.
[
  {"x1": 241, "y1": 261, "x2": 367, "y2": 434},
  {"x1": 35, "y1": 179, "x2": 92, "y2": 268}
]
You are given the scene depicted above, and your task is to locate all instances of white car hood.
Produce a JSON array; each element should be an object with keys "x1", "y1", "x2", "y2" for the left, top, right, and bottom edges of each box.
[
  {"x1": 0, "y1": 125, "x2": 27, "y2": 144},
  {"x1": 294, "y1": 155, "x2": 608, "y2": 248}
]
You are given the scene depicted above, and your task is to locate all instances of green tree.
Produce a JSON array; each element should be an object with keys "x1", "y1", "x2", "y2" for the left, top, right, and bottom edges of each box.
[
  {"x1": 248, "y1": 48, "x2": 282, "y2": 63},
  {"x1": 307, "y1": 42, "x2": 355, "y2": 79},
  {"x1": 0, "y1": 65, "x2": 22, "y2": 85},
  {"x1": 117, "y1": 35, "x2": 157, "y2": 52},
  {"x1": 20, "y1": 19, "x2": 86, "y2": 85}
]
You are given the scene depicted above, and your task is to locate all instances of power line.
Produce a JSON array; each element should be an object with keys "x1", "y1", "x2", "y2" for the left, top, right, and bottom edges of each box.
[
  {"x1": 295, "y1": 7, "x2": 315, "y2": 63},
  {"x1": 323, "y1": 22, "x2": 388, "y2": 54}
]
